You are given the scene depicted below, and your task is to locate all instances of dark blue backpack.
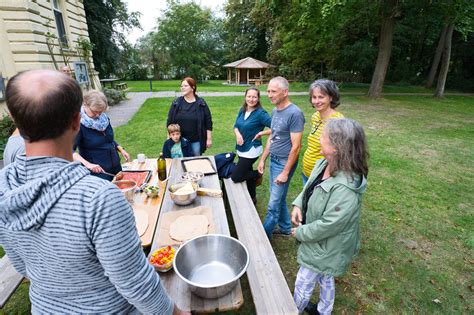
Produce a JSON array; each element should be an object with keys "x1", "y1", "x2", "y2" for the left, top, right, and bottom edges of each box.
[{"x1": 214, "y1": 152, "x2": 236, "y2": 179}]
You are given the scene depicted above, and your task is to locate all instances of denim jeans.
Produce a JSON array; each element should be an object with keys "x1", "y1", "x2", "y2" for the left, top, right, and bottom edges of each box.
[
  {"x1": 190, "y1": 141, "x2": 201, "y2": 156},
  {"x1": 262, "y1": 155, "x2": 297, "y2": 239}
]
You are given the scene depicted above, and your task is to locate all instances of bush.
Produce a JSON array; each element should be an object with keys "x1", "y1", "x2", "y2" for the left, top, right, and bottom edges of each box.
[
  {"x1": 103, "y1": 88, "x2": 127, "y2": 106},
  {"x1": 0, "y1": 115, "x2": 15, "y2": 156}
]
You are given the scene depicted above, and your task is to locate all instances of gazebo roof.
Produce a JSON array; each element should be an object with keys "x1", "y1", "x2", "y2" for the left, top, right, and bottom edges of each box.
[{"x1": 223, "y1": 57, "x2": 274, "y2": 69}]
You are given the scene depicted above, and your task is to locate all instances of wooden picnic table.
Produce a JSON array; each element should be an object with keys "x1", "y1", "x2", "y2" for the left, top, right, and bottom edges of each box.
[
  {"x1": 150, "y1": 157, "x2": 243, "y2": 313},
  {"x1": 123, "y1": 158, "x2": 171, "y2": 247},
  {"x1": 100, "y1": 78, "x2": 119, "y2": 88}
]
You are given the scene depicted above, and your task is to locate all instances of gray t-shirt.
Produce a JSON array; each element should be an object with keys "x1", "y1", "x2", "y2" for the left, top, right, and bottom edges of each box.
[
  {"x1": 269, "y1": 103, "x2": 305, "y2": 158},
  {"x1": 3, "y1": 134, "x2": 25, "y2": 166}
]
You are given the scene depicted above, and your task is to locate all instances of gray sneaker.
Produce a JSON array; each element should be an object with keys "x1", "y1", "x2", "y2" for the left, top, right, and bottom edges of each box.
[{"x1": 272, "y1": 228, "x2": 291, "y2": 237}]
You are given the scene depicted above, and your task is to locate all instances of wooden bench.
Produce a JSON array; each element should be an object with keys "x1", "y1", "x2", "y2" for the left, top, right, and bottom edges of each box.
[
  {"x1": 116, "y1": 82, "x2": 128, "y2": 90},
  {"x1": 223, "y1": 179, "x2": 298, "y2": 315},
  {"x1": 0, "y1": 255, "x2": 23, "y2": 308}
]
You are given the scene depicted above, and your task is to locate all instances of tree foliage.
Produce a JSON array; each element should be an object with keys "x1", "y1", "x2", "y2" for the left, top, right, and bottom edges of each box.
[
  {"x1": 220, "y1": 0, "x2": 472, "y2": 91},
  {"x1": 117, "y1": 0, "x2": 473, "y2": 91},
  {"x1": 223, "y1": 0, "x2": 268, "y2": 62},
  {"x1": 84, "y1": 0, "x2": 140, "y2": 78},
  {"x1": 151, "y1": 1, "x2": 224, "y2": 80}
]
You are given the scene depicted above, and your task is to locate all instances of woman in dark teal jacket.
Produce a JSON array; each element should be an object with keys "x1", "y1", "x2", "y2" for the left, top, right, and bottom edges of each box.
[
  {"x1": 230, "y1": 87, "x2": 271, "y2": 204},
  {"x1": 291, "y1": 118, "x2": 369, "y2": 314}
]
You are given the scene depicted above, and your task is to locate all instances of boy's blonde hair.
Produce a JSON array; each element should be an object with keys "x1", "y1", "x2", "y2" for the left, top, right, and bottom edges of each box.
[{"x1": 167, "y1": 124, "x2": 181, "y2": 134}]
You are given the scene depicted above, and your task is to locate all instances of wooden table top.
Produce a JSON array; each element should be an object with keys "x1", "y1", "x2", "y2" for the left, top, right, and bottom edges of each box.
[
  {"x1": 150, "y1": 156, "x2": 243, "y2": 312},
  {"x1": 99, "y1": 78, "x2": 119, "y2": 82},
  {"x1": 124, "y1": 158, "x2": 170, "y2": 247}
]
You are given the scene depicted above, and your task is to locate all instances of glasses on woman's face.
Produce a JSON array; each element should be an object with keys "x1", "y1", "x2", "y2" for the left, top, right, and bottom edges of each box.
[{"x1": 85, "y1": 105, "x2": 103, "y2": 118}]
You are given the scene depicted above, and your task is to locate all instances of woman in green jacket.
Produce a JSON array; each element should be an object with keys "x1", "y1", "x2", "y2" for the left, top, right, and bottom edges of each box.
[{"x1": 291, "y1": 118, "x2": 369, "y2": 314}]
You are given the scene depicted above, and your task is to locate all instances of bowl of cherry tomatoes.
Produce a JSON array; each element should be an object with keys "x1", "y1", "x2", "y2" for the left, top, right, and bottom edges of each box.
[{"x1": 149, "y1": 246, "x2": 177, "y2": 272}]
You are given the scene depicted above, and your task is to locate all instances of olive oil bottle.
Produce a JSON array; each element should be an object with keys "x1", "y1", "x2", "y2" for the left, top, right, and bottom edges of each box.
[{"x1": 157, "y1": 152, "x2": 167, "y2": 181}]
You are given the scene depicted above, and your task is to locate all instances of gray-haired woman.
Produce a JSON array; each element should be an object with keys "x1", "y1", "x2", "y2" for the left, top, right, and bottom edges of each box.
[
  {"x1": 301, "y1": 79, "x2": 344, "y2": 185},
  {"x1": 291, "y1": 118, "x2": 369, "y2": 314},
  {"x1": 73, "y1": 90, "x2": 129, "y2": 180}
]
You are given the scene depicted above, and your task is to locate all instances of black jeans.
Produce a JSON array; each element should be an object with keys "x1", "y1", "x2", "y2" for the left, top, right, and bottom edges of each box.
[{"x1": 231, "y1": 156, "x2": 259, "y2": 199}]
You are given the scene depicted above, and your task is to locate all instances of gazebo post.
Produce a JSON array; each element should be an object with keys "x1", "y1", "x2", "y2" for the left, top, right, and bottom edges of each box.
[
  {"x1": 247, "y1": 69, "x2": 249, "y2": 85},
  {"x1": 227, "y1": 68, "x2": 230, "y2": 83},
  {"x1": 237, "y1": 69, "x2": 240, "y2": 85}
]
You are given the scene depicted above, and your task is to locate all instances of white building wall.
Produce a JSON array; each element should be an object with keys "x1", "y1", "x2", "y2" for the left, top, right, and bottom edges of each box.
[{"x1": 0, "y1": 0, "x2": 99, "y2": 115}]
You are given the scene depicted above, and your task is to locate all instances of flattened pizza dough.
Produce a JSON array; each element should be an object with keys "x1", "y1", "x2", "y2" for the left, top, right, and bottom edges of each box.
[
  {"x1": 183, "y1": 159, "x2": 215, "y2": 173},
  {"x1": 169, "y1": 215, "x2": 209, "y2": 241},
  {"x1": 134, "y1": 209, "x2": 148, "y2": 236}
]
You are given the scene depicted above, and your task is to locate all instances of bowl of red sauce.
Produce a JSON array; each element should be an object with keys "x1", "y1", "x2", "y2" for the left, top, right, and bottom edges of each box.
[{"x1": 112, "y1": 180, "x2": 137, "y2": 203}]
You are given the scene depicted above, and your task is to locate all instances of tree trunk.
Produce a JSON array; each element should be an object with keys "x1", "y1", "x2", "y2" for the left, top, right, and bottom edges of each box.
[
  {"x1": 435, "y1": 23, "x2": 454, "y2": 97},
  {"x1": 368, "y1": 0, "x2": 399, "y2": 99},
  {"x1": 426, "y1": 25, "x2": 448, "y2": 88}
]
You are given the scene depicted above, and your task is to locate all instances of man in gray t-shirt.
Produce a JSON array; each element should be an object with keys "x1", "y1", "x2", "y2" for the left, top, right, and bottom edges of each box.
[
  {"x1": 3, "y1": 129, "x2": 25, "y2": 166},
  {"x1": 258, "y1": 76, "x2": 305, "y2": 239},
  {"x1": 270, "y1": 104, "x2": 305, "y2": 158}
]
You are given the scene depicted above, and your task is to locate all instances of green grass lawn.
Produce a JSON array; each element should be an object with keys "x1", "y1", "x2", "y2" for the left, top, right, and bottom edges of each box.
[
  {"x1": 125, "y1": 79, "x2": 312, "y2": 92},
  {"x1": 125, "y1": 79, "x2": 439, "y2": 94},
  {"x1": 2, "y1": 94, "x2": 473, "y2": 314}
]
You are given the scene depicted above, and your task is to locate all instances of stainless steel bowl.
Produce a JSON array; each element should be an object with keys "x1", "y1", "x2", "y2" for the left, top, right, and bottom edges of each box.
[
  {"x1": 168, "y1": 181, "x2": 198, "y2": 206},
  {"x1": 173, "y1": 234, "x2": 249, "y2": 299}
]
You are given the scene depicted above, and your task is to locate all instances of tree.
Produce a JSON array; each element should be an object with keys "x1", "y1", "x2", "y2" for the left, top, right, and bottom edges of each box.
[
  {"x1": 223, "y1": 1, "x2": 268, "y2": 62},
  {"x1": 430, "y1": 0, "x2": 474, "y2": 96},
  {"x1": 435, "y1": 23, "x2": 455, "y2": 97},
  {"x1": 152, "y1": 1, "x2": 224, "y2": 79},
  {"x1": 426, "y1": 26, "x2": 448, "y2": 88},
  {"x1": 368, "y1": 0, "x2": 400, "y2": 98},
  {"x1": 117, "y1": 42, "x2": 148, "y2": 80},
  {"x1": 84, "y1": 0, "x2": 140, "y2": 78}
]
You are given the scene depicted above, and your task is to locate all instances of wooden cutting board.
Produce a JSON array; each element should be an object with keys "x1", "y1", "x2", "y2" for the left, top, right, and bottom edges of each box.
[{"x1": 156, "y1": 206, "x2": 215, "y2": 247}]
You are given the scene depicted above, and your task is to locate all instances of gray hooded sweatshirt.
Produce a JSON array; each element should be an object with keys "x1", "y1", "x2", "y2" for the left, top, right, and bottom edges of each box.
[{"x1": 0, "y1": 155, "x2": 173, "y2": 314}]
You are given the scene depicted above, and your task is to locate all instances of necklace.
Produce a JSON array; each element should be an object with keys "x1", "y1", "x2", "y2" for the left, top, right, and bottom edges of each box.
[{"x1": 310, "y1": 121, "x2": 323, "y2": 135}]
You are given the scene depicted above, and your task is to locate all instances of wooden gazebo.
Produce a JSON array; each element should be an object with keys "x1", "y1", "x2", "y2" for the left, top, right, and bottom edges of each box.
[{"x1": 223, "y1": 57, "x2": 274, "y2": 85}]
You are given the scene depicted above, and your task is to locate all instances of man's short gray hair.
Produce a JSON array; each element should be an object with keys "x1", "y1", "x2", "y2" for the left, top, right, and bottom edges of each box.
[{"x1": 270, "y1": 76, "x2": 289, "y2": 90}]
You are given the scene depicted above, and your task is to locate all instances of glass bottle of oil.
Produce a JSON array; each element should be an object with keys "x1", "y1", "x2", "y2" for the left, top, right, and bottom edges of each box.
[{"x1": 157, "y1": 152, "x2": 167, "y2": 181}]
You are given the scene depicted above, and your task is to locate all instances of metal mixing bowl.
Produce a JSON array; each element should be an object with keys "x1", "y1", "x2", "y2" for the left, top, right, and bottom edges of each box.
[
  {"x1": 173, "y1": 234, "x2": 249, "y2": 299},
  {"x1": 168, "y1": 181, "x2": 199, "y2": 206}
]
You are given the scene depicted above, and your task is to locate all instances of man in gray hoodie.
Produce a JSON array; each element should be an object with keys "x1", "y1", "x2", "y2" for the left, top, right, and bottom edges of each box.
[{"x1": 0, "y1": 70, "x2": 187, "y2": 314}]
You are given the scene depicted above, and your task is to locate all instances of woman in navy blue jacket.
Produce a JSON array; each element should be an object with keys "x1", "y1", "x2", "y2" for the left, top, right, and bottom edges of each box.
[
  {"x1": 231, "y1": 87, "x2": 271, "y2": 204},
  {"x1": 73, "y1": 90, "x2": 129, "y2": 181}
]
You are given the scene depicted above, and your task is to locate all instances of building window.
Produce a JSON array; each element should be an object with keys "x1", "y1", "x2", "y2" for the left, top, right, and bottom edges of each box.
[{"x1": 52, "y1": 0, "x2": 68, "y2": 48}]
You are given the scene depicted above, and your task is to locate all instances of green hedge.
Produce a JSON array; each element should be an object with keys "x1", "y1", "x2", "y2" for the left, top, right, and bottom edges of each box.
[{"x1": 0, "y1": 114, "x2": 15, "y2": 156}]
